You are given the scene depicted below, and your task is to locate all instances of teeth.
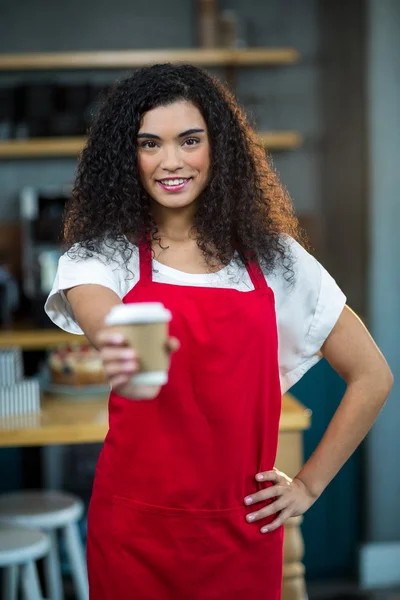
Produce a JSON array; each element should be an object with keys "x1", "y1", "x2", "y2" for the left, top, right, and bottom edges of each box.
[{"x1": 160, "y1": 179, "x2": 187, "y2": 186}]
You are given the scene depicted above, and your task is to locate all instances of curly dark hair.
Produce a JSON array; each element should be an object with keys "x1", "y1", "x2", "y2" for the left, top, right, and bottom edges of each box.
[{"x1": 64, "y1": 63, "x2": 304, "y2": 277}]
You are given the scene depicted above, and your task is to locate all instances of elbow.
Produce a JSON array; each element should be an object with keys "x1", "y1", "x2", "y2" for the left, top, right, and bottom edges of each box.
[
  {"x1": 347, "y1": 362, "x2": 394, "y2": 405},
  {"x1": 383, "y1": 365, "x2": 394, "y2": 395},
  {"x1": 379, "y1": 367, "x2": 394, "y2": 412},
  {"x1": 371, "y1": 363, "x2": 394, "y2": 406}
]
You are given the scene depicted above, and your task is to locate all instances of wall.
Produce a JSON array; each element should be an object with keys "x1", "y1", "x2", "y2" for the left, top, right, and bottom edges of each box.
[
  {"x1": 0, "y1": 0, "x2": 322, "y2": 222},
  {"x1": 366, "y1": 0, "x2": 400, "y2": 542}
]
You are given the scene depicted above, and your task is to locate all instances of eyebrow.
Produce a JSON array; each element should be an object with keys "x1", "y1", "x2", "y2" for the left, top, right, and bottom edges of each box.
[{"x1": 137, "y1": 128, "x2": 205, "y2": 140}]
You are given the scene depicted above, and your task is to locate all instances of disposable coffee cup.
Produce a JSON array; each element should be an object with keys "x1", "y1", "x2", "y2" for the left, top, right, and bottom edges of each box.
[{"x1": 105, "y1": 302, "x2": 172, "y2": 386}]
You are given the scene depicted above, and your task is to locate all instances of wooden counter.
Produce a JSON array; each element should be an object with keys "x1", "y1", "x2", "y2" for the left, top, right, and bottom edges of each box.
[
  {"x1": 0, "y1": 394, "x2": 109, "y2": 447},
  {"x1": 0, "y1": 327, "x2": 85, "y2": 351},
  {"x1": 276, "y1": 396, "x2": 311, "y2": 600},
  {"x1": 0, "y1": 392, "x2": 311, "y2": 600},
  {"x1": 0, "y1": 392, "x2": 309, "y2": 447}
]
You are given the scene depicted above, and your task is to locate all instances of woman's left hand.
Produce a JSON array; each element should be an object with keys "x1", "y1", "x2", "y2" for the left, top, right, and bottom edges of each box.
[{"x1": 244, "y1": 468, "x2": 317, "y2": 533}]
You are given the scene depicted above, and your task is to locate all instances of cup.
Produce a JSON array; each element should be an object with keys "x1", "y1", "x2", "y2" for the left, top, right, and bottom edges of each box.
[{"x1": 105, "y1": 302, "x2": 172, "y2": 386}]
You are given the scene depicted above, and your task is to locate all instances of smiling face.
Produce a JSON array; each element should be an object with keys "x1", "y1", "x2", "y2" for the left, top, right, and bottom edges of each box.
[{"x1": 137, "y1": 100, "x2": 211, "y2": 212}]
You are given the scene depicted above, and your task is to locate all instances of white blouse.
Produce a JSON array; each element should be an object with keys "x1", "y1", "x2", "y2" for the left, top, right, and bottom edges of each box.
[{"x1": 45, "y1": 236, "x2": 346, "y2": 394}]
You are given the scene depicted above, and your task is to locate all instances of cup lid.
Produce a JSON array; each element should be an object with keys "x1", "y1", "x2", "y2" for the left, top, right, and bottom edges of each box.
[{"x1": 105, "y1": 302, "x2": 172, "y2": 325}]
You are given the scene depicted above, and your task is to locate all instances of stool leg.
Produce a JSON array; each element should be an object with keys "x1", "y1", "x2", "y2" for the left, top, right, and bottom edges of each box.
[
  {"x1": 2, "y1": 565, "x2": 19, "y2": 600},
  {"x1": 20, "y1": 561, "x2": 43, "y2": 600},
  {"x1": 64, "y1": 521, "x2": 88, "y2": 600},
  {"x1": 43, "y1": 529, "x2": 64, "y2": 600}
]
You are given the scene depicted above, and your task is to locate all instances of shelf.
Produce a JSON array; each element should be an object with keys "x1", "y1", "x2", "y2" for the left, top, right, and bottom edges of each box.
[
  {"x1": 258, "y1": 131, "x2": 303, "y2": 150},
  {"x1": 0, "y1": 328, "x2": 87, "y2": 350},
  {"x1": 0, "y1": 47, "x2": 300, "y2": 71},
  {"x1": 0, "y1": 132, "x2": 302, "y2": 159},
  {"x1": 0, "y1": 137, "x2": 85, "y2": 158}
]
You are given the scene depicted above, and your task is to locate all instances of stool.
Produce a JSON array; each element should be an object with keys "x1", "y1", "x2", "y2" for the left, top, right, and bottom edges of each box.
[
  {"x1": 0, "y1": 523, "x2": 49, "y2": 600},
  {"x1": 0, "y1": 491, "x2": 88, "y2": 600}
]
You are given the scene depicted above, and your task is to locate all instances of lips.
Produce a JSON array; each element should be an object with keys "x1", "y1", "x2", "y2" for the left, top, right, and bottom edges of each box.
[{"x1": 156, "y1": 178, "x2": 192, "y2": 193}]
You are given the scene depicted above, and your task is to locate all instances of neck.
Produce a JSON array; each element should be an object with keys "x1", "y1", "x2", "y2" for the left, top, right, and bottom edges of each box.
[{"x1": 152, "y1": 203, "x2": 197, "y2": 242}]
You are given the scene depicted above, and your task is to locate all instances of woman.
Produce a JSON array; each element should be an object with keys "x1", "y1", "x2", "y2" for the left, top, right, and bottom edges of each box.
[{"x1": 46, "y1": 64, "x2": 393, "y2": 600}]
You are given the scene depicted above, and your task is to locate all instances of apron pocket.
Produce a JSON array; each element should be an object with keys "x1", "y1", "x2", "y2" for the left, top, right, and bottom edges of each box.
[{"x1": 110, "y1": 494, "x2": 283, "y2": 600}]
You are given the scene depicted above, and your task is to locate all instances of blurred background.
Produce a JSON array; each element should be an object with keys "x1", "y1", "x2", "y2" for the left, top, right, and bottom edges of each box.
[{"x1": 0, "y1": 0, "x2": 399, "y2": 598}]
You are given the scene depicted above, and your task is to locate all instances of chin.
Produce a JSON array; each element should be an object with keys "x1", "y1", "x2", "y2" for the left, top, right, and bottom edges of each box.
[{"x1": 153, "y1": 193, "x2": 198, "y2": 210}]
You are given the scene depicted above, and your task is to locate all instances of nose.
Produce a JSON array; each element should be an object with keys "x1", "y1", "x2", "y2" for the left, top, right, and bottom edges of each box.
[{"x1": 160, "y1": 145, "x2": 184, "y2": 172}]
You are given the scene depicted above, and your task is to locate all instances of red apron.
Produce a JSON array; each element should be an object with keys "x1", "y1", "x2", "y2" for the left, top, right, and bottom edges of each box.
[{"x1": 87, "y1": 242, "x2": 284, "y2": 599}]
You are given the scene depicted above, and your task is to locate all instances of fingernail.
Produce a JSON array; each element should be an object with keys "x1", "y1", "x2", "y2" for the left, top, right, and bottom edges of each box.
[
  {"x1": 123, "y1": 350, "x2": 136, "y2": 358},
  {"x1": 124, "y1": 362, "x2": 136, "y2": 371},
  {"x1": 256, "y1": 474, "x2": 263, "y2": 481},
  {"x1": 244, "y1": 496, "x2": 253, "y2": 505},
  {"x1": 246, "y1": 513, "x2": 256, "y2": 523},
  {"x1": 111, "y1": 334, "x2": 124, "y2": 343},
  {"x1": 261, "y1": 527, "x2": 269, "y2": 534}
]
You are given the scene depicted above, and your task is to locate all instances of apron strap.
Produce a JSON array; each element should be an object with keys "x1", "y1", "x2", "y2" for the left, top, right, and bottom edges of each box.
[
  {"x1": 235, "y1": 243, "x2": 269, "y2": 292},
  {"x1": 139, "y1": 239, "x2": 153, "y2": 284},
  {"x1": 245, "y1": 259, "x2": 269, "y2": 292}
]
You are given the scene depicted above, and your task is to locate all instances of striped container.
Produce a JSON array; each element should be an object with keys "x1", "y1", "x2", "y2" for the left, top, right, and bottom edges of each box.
[
  {"x1": 0, "y1": 348, "x2": 24, "y2": 386},
  {"x1": 0, "y1": 379, "x2": 40, "y2": 417}
]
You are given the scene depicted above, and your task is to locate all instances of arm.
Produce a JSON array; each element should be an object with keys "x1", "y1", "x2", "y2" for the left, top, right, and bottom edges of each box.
[
  {"x1": 65, "y1": 284, "x2": 178, "y2": 398},
  {"x1": 295, "y1": 304, "x2": 393, "y2": 496},
  {"x1": 65, "y1": 284, "x2": 122, "y2": 349},
  {"x1": 65, "y1": 284, "x2": 138, "y2": 393},
  {"x1": 244, "y1": 305, "x2": 393, "y2": 532}
]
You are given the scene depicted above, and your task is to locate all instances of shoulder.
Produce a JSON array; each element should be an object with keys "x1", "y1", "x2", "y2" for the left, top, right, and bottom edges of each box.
[
  {"x1": 63, "y1": 237, "x2": 137, "y2": 268},
  {"x1": 265, "y1": 236, "x2": 347, "y2": 392},
  {"x1": 61, "y1": 237, "x2": 140, "y2": 291},
  {"x1": 265, "y1": 235, "x2": 321, "y2": 301},
  {"x1": 45, "y1": 238, "x2": 139, "y2": 334}
]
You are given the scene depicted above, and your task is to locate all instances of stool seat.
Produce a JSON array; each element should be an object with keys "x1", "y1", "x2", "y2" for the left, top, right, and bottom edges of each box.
[
  {"x1": 0, "y1": 490, "x2": 88, "y2": 600},
  {"x1": 0, "y1": 491, "x2": 84, "y2": 529},
  {"x1": 0, "y1": 524, "x2": 49, "y2": 567}
]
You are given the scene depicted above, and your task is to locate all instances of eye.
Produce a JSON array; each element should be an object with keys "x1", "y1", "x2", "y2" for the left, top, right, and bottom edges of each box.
[
  {"x1": 183, "y1": 138, "x2": 200, "y2": 147},
  {"x1": 139, "y1": 140, "x2": 158, "y2": 149}
]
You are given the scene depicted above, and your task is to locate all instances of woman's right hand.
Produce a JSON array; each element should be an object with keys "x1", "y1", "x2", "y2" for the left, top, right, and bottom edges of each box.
[{"x1": 95, "y1": 328, "x2": 180, "y2": 400}]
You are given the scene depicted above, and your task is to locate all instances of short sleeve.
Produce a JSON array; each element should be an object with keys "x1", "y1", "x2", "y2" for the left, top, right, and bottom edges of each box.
[
  {"x1": 44, "y1": 244, "x2": 133, "y2": 335},
  {"x1": 271, "y1": 237, "x2": 347, "y2": 393}
]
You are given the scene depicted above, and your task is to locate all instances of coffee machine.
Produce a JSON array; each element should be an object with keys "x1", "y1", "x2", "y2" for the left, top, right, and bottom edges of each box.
[{"x1": 20, "y1": 185, "x2": 69, "y2": 327}]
